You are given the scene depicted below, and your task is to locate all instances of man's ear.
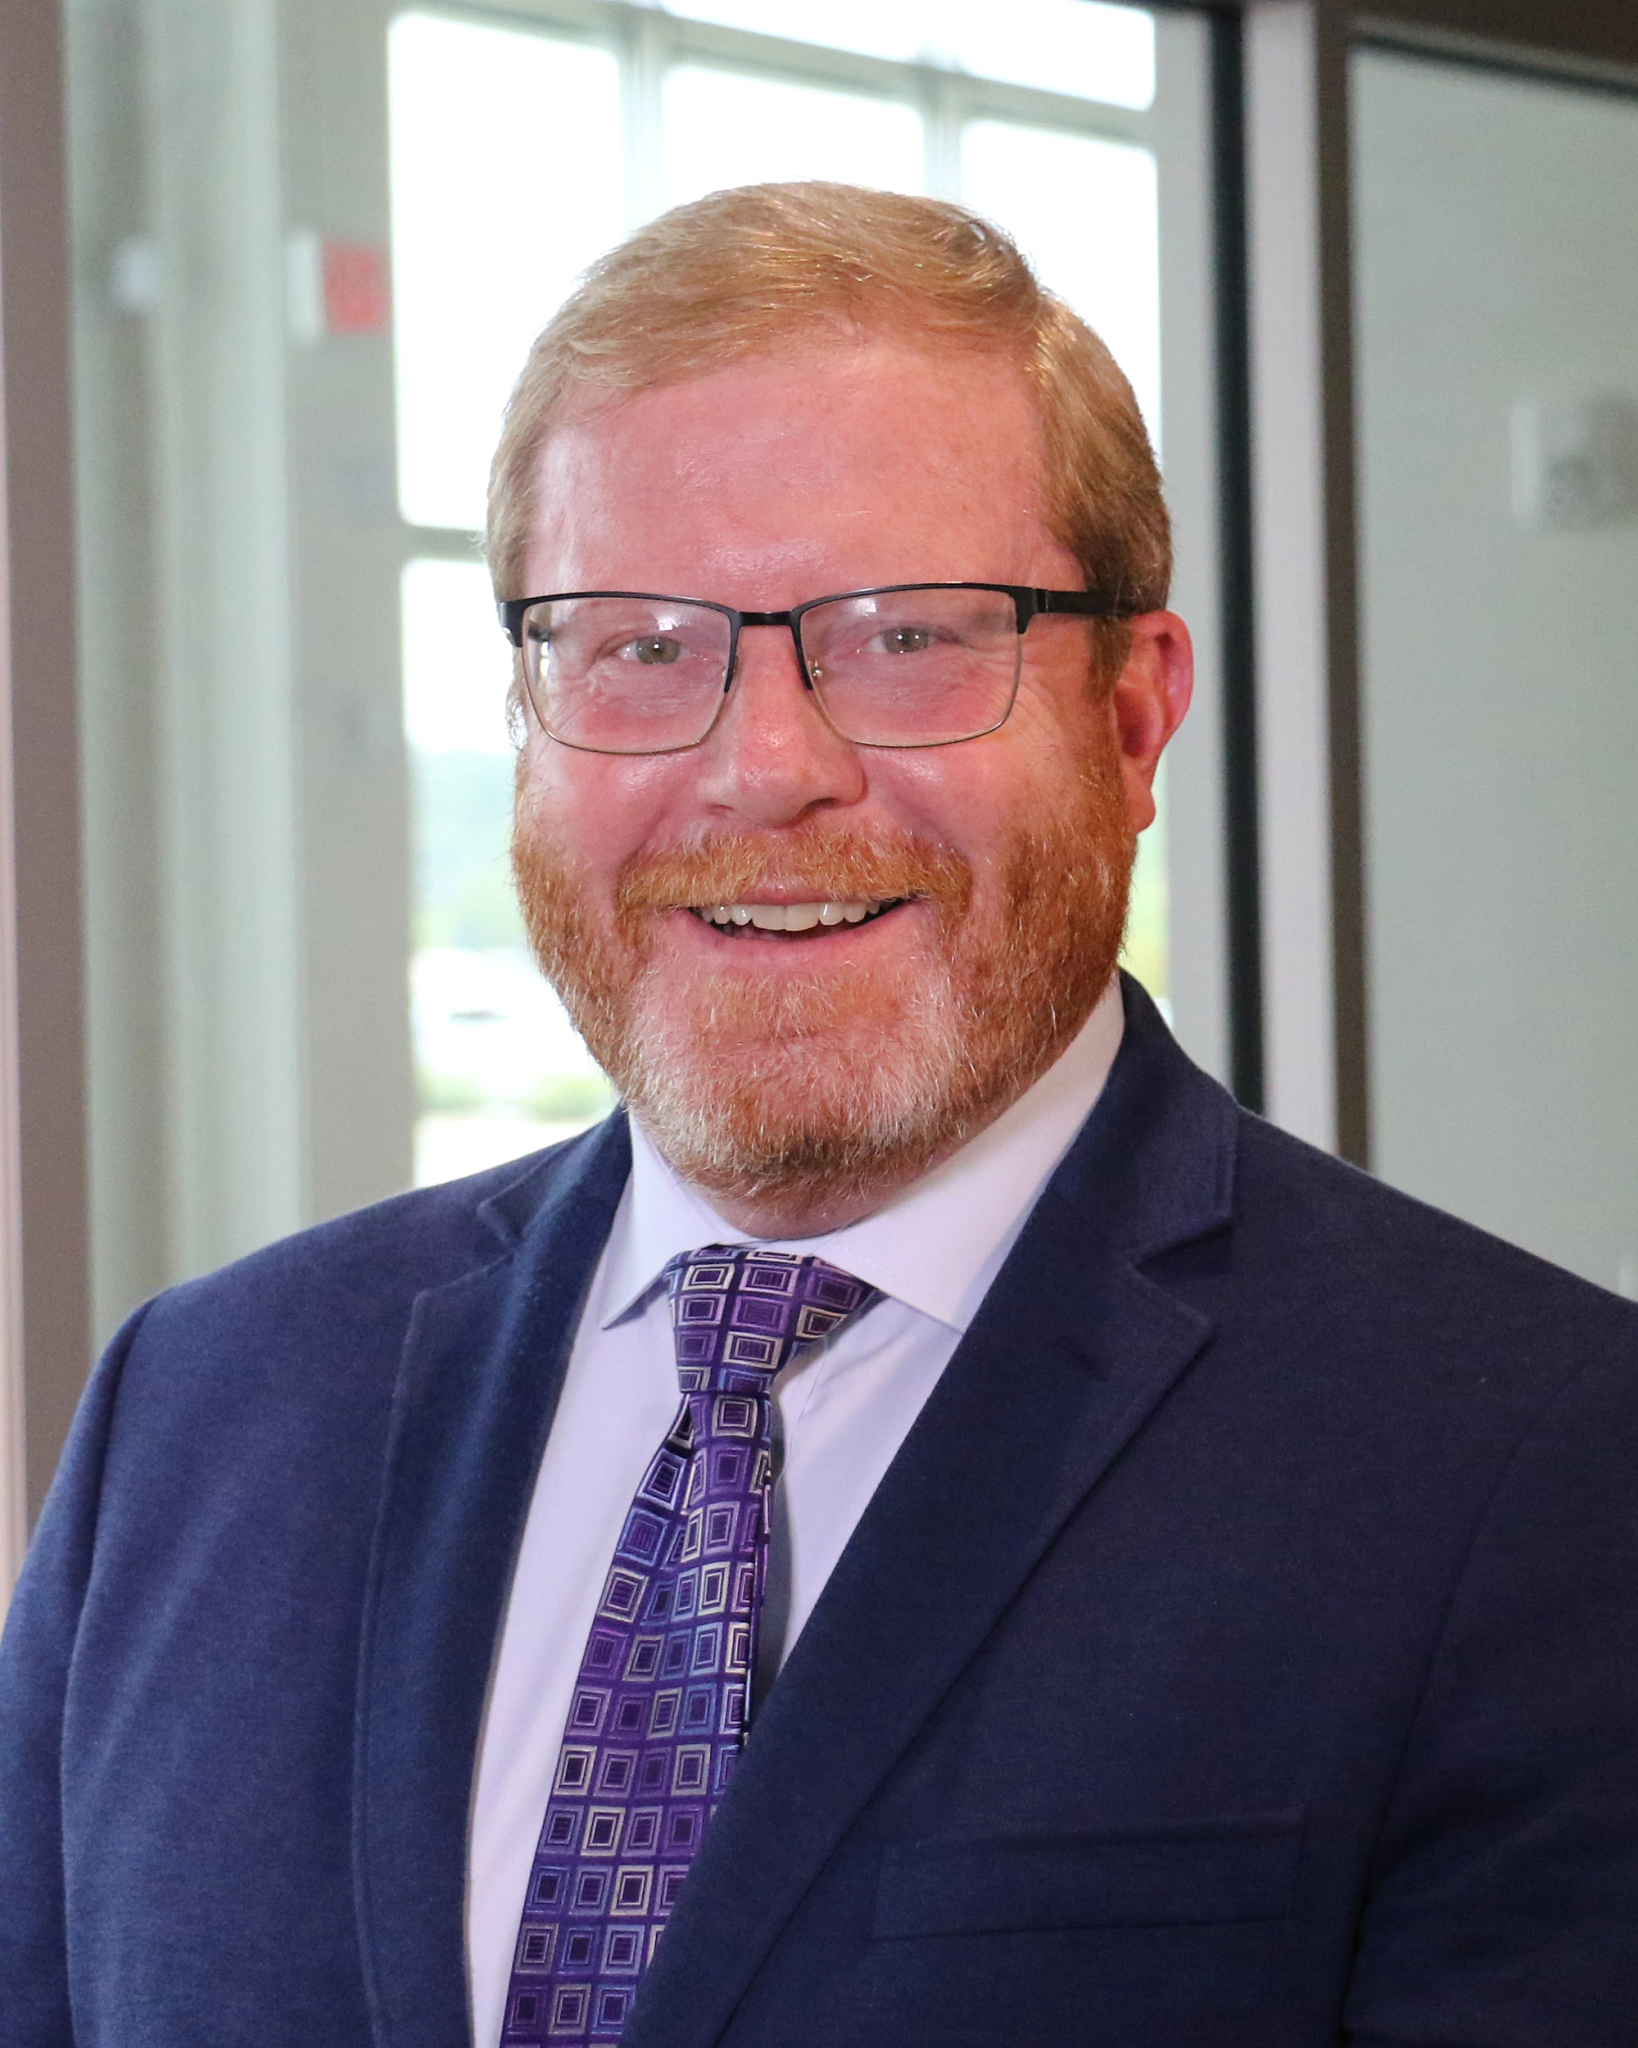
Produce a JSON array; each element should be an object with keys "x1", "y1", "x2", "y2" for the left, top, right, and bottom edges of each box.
[{"x1": 1108, "y1": 611, "x2": 1193, "y2": 833}]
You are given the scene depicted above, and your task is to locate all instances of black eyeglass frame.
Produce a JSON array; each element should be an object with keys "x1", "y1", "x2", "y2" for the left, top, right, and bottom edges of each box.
[{"x1": 496, "y1": 581, "x2": 1133, "y2": 754}]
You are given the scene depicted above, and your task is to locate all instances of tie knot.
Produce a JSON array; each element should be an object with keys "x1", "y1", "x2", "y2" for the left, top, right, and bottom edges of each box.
[{"x1": 662, "y1": 1245, "x2": 879, "y2": 1391}]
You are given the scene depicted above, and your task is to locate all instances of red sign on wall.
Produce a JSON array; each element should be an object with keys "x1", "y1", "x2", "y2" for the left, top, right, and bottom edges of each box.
[{"x1": 322, "y1": 240, "x2": 390, "y2": 336}]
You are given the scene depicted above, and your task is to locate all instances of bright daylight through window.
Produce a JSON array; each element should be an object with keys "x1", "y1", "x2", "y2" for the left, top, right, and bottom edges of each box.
[{"x1": 389, "y1": 0, "x2": 1163, "y2": 1185}]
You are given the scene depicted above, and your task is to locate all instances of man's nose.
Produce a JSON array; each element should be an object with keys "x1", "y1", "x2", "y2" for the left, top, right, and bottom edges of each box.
[{"x1": 693, "y1": 623, "x2": 867, "y2": 823}]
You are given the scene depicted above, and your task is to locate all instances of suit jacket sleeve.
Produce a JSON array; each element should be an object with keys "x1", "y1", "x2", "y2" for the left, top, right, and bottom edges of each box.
[
  {"x1": 1344, "y1": 1337, "x2": 1638, "y2": 2046},
  {"x1": 0, "y1": 1309, "x2": 145, "y2": 2048}
]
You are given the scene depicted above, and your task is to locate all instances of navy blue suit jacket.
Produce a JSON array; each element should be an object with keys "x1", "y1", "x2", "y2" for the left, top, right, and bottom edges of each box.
[{"x1": 4, "y1": 980, "x2": 1637, "y2": 2046}]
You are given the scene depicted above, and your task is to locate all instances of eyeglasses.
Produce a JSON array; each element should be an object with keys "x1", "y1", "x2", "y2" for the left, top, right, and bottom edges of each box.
[{"x1": 496, "y1": 582, "x2": 1130, "y2": 755}]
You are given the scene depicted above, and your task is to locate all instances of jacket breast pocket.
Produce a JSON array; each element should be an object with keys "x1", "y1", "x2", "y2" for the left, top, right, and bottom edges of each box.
[{"x1": 873, "y1": 1812, "x2": 1303, "y2": 1939}]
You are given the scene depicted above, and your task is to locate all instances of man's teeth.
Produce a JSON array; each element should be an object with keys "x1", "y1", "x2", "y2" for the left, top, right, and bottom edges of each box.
[{"x1": 695, "y1": 900, "x2": 891, "y2": 931}]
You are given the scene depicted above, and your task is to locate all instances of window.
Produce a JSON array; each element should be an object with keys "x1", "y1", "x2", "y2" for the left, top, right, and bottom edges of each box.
[
  {"x1": 388, "y1": 0, "x2": 1169, "y2": 1182},
  {"x1": 60, "y1": 0, "x2": 1216, "y2": 1359}
]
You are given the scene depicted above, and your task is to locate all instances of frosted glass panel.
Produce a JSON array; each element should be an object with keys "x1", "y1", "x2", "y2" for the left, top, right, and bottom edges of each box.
[
  {"x1": 962, "y1": 120, "x2": 1160, "y2": 446},
  {"x1": 662, "y1": 67, "x2": 926, "y2": 207},
  {"x1": 1354, "y1": 50, "x2": 1638, "y2": 1289},
  {"x1": 664, "y1": 0, "x2": 1155, "y2": 110},
  {"x1": 390, "y1": 14, "x2": 625, "y2": 530}
]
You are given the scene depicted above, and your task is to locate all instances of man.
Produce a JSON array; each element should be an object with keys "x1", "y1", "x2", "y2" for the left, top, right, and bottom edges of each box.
[{"x1": 2, "y1": 183, "x2": 1636, "y2": 2048}]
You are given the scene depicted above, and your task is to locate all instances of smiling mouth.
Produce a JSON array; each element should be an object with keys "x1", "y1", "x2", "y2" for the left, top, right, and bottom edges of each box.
[{"x1": 687, "y1": 898, "x2": 906, "y2": 934}]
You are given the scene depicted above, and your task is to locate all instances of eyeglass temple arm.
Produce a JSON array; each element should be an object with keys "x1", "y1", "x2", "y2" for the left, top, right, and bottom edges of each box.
[{"x1": 1020, "y1": 587, "x2": 1133, "y2": 624}]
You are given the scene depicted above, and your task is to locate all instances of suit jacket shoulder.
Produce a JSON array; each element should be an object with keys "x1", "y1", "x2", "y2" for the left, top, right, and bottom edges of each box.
[{"x1": 0, "y1": 1114, "x2": 631, "y2": 2048}]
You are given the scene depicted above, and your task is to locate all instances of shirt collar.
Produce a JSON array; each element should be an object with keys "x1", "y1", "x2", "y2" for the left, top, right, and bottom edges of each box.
[{"x1": 597, "y1": 977, "x2": 1125, "y2": 1336}]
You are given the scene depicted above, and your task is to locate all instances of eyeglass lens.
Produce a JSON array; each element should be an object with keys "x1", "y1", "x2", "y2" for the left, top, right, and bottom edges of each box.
[{"x1": 520, "y1": 587, "x2": 1025, "y2": 754}]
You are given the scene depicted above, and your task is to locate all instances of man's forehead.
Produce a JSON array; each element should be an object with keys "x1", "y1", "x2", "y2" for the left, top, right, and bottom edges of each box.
[{"x1": 526, "y1": 336, "x2": 1052, "y2": 581}]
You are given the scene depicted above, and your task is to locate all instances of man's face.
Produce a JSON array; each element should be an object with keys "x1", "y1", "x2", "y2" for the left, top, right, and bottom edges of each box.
[{"x1": 512, "y1": 335, "x2": 1189, "y2": 1227}]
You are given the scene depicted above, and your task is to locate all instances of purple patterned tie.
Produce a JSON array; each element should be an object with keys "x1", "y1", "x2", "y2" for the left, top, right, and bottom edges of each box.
[{"x1": 500, "y1": 1246, "x2": 880, "y2": 2046}]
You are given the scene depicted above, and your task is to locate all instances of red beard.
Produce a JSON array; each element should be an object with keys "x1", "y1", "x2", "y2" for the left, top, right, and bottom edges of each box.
[{"x1": 512, "y1": 743, "x2": 1133, "y2": 1217}]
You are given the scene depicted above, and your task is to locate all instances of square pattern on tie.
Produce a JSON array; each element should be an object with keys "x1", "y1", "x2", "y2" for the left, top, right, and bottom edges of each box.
[{"x1": 499, "y1": 1246, "x2": 878, "y2": 2046}]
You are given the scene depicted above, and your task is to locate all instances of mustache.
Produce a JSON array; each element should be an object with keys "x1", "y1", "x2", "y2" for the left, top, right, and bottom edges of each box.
[{"x1": 614, "y1": 828, "x2": 974, "y2": 916}]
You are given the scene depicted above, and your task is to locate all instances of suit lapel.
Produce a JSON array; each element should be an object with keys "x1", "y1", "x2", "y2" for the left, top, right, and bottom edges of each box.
[
  {"x1": 348, "y1": 980, "x2": 1239, "y2": 2048},
  {"x1": 352, "y1": 1117, "x2": 632, "y2": 2048},
  {"x1": 624, "y1": 984, "x2": 1240, "y2": 2048}
]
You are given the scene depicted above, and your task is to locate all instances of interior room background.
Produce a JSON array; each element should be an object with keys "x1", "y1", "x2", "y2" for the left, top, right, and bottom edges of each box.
[{"x1": 0, "y1": 0, "x2": 1634, "y2": 1574}]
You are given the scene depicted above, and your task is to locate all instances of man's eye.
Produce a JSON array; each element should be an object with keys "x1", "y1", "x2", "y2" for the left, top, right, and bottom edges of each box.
[
  {"x1": 625, "y1": 635, "x2": 683, "y2": 665},
  {"x1": 879, "y1": 626, "x2": 936, "y2": 655}
]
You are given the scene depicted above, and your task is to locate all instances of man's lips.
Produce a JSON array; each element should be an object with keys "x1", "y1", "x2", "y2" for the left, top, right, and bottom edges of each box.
[
  {"x1": 613, "y1": 831, "x2": 972, "y2": 941},
  {"x1": 686, "y1": 898, "x2": 905, "y2": 934}
]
